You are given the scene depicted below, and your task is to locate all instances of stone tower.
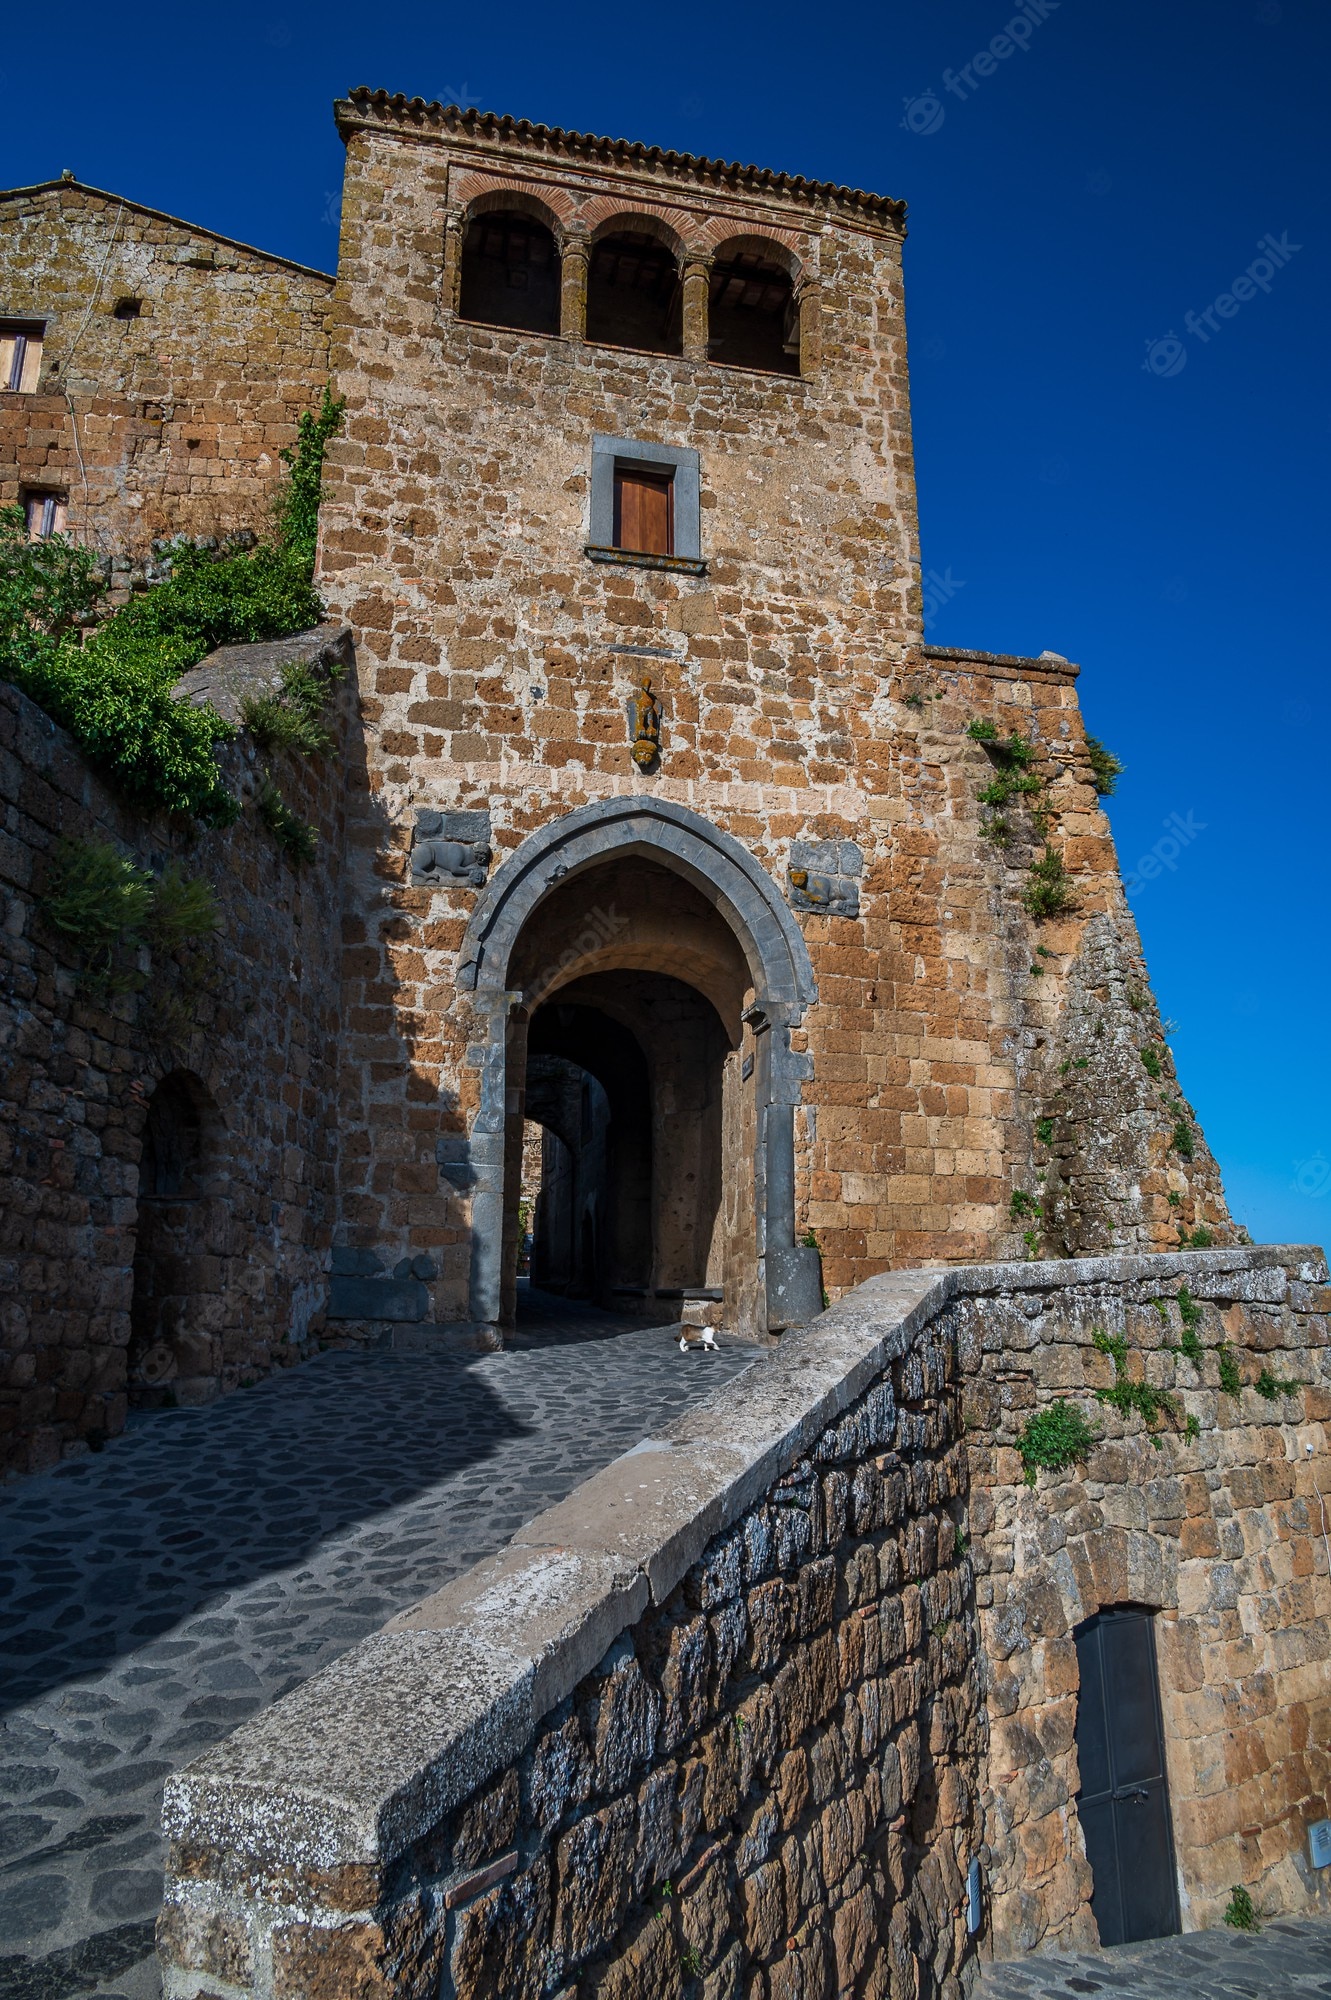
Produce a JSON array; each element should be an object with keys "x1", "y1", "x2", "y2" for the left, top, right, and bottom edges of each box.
[{"x1": 319, "y1": 90, "x2": 1231, "y2": 1340}]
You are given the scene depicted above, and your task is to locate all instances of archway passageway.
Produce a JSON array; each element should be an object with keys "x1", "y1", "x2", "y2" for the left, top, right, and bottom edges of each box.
[
  {"x1": 457, "y1": 797, "x2": 822, "y2": 1339},
  {"x1": 505, "y1": 863, "x2": 742, "y2": 1326}
]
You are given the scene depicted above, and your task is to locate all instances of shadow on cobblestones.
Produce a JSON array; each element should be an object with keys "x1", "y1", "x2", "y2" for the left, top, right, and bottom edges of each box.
[
  {"x1": 0, "y1": 1296, "x2": 757, "y2": 1996},
  {"x1": 0, "y1": 1349, "x2": 532, "y2": 1714}
]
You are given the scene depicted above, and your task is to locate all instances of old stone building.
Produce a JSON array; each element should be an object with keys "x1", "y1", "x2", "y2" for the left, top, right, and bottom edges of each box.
[
  {"x1": 0, "y1": 174, "x2": 334, "y2": 580},
  {"x1": 317, "y1": 91, "x2": 1233, "y2": 1345},
  {"x1": 3, "y1": 95, "x2": 1327, "y2": 1998}
]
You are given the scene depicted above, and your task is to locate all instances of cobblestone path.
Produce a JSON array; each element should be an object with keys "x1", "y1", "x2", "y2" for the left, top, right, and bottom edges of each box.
[
  {"x1": 0, "y1": 1294, "x2": 758, "y2": 1998},
  {"x1": 976, "y1": 1917, "x2": 1331, "y2": 1998}
]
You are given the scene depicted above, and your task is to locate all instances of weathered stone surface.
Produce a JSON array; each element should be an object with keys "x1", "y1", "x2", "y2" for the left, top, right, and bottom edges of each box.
[{"x1": 0, "y1": 177, "x2": 333, "y2": 578}]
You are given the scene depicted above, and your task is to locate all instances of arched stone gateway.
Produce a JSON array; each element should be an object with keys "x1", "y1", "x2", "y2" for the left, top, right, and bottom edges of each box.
[{"x1": 456, "y1": 797, "x2": 821, "y2": 1335}]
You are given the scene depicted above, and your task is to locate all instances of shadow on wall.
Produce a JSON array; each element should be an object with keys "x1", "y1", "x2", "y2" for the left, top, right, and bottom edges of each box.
[{"x1": 0, "y1": 1346, "x2": 530, "y2": 1717}]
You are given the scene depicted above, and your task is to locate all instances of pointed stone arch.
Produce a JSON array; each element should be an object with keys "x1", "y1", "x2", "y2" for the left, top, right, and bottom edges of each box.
[{"x1": 456, "y1": 797, "x2": 821, "y2": 1332}]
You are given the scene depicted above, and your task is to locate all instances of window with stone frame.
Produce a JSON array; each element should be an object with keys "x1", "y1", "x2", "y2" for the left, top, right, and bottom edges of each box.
[
  {"x1": 0, "y1": 320, "x2": 45, "y2": 393},
  {"x1": 587, "y1": 435, "x2": 703, "y2": 572},
  {"x1": 23, "y1": 489, "x2": 67, "y2": 541}
]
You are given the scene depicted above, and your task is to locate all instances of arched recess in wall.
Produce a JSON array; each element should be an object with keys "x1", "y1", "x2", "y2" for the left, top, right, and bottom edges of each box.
[
  {"x1": 708, "y1": 235, "x2": 801, "y2": 376},
  {"x1": 458, "y1": 199, "x2": 562, "y2": 335},
  {"x1": 128, "y1": 1069, "x2": 230, "y2": 1408},
  {"x1": 586, "y1": 216, "x2": 684, "y2": 356},
  {"x1": 455, "y1": 796, "x2": 820, "y2": 1334}
]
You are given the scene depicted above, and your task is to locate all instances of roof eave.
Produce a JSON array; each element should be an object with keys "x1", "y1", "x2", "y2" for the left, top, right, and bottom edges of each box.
[{"x1": 335, "y1": 90, "x2": 907, "y2": 233}]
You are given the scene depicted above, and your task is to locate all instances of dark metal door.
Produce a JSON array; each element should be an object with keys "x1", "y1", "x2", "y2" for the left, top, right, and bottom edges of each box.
[{"x1": 1073, "y1": 1606, "x2": 1180, "y2": 1946}]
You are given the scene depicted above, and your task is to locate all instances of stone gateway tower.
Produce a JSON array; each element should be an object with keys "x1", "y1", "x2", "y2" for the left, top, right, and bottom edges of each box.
[{"x1": 319, "y1": 91, "x2": 1232, "y2": 1344}]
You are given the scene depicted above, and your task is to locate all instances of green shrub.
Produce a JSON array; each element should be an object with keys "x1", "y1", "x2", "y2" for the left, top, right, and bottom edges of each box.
[
  {"x1": 1085, "y1": 735, "x2": 1125, "y2": 796},
  {"x1": 1017, "y1": 1402, "x2": 1099, "y2": 1487},
  {"x1": 1010, "y1": 1189, "x2": 1041, "y2": 1220},
  {"x1": 1022, "y1": 846, "x2": 1078, "y2": 920},
  {"x1": 1172, "y1": 1118, "x2": 1196, "y2": 1160},
  {"x1": 1217, "y1": 1344, "x2": 1242, "y2": 1395},
  {"x1": 241, "y1": 656, "x2": 343, "y2": 757},
  {"x1": 1177, "y1": 1284, "x2": 1202, "y2": 1329},
  {"x1": 966, "y1": 717, "x2": 998, "y2": 742},
  {"x1": 0, "y1": 386, "x2": 342, "y2": 832},
  {"x1": 1254, "y1": 1367, "x2": 1301, "y2": 1401},
  {"x1": 1140, "y1": 1044, "x2": 1162, "y2": 1080},
  {"x1": 1036, "y1": 1117, "x2": 1054, "y2": 1145},
  {"x1": 1176, "y1": 1327, "x2": 1203, "y2": 1367}
]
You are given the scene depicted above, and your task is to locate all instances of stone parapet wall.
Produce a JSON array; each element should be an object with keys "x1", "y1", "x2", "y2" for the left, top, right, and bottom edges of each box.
[
  {"x1": 159, "y1": 1267, "x2": 983, "y2": 1999},
  {"x1": 0, "y1": 635, "x2": 352, "y2": 1477},
  {"x1": 157, "y1": 1249, "x2": 1331, "y2": 1997}
]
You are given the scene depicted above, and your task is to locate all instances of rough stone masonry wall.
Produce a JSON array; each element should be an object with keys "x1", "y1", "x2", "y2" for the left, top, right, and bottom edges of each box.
[
  {"x1": 954, "y1": 1246, "x2": 1331, "y2": 1956},
  {"x1": 315, "y1": 104, "x2": 1232, "y2": 1322},
  {"x1": 0, "y1": 180, "x2": 333, "y2": 579},
  {"x1": 0, "y1": 631, "x2": 351, "y2": 1477},
  {"x1": 157, "y1": 1250, "x2": 1331, "y2": 1998}
]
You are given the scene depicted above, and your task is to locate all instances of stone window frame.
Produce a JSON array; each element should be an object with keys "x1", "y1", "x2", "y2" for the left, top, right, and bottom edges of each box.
[{"x1": 586, "y1": 434, "x2": 705, "y2": 577}]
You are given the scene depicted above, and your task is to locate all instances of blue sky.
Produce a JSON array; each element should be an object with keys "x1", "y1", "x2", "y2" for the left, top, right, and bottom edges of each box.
[{"x1": 3, "y1": 0, "x2": 1327, "y2": 1247}]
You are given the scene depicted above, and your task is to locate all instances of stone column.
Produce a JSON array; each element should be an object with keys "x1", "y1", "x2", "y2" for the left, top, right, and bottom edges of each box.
[
  {"x1": 442, "y1": 213, "x2": 466, "y2": 317},
  {"x1": 796, "y1": 281, "x2": 821, "y2": 377},
  {"x1": 560, "y1": 233, "x2": 590, "y2": 341},
  {"x1": 682, "y1": 254, "x2": 712, "y2": 362}
]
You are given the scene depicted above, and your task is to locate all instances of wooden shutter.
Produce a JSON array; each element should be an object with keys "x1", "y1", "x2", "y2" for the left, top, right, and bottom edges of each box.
[{"x1": 613, "y1": 467, "x2": 673, "y2": 555}]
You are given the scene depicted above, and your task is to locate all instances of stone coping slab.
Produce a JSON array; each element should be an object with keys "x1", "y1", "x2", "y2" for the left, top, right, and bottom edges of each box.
[{"x1": 161, "y1": 1247, "x2": 1326, "y2": 1877}]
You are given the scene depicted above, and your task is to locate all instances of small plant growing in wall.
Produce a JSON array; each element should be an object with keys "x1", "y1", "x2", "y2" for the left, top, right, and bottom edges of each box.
[
  {"x1": 1224, "y1": 1886, "x2": 1260, "y2": 1933},
  {"x1": 1022, "y1": 845, "x2": 1078, "y2": 921},
  {"x1": 1139, "y1": 1044, "x2": 1163, "y2": 1080},
  {"x1": 1091, "y1": 1330, "x2": 1193, "y2": 1442},
  {"x1": 1084, "y1": 735, "x2": 1125, "y2": 796},
  {"x1": 1254, "y1": 1366, "x2": 1301, "y2": 1401},
  {"x1": 1217, "y1": 1344, "x2": 1242, "y2": 1395},
  {"x1": 1016, "y1": 1401, "x2": 1099, "y2": 1487},
  {"x1": 258, "y1": 779, "x2": 318, "y2": 864},
  {"x1": 1171, "y1": 1116, "x2": 1196, "y2": 1160},
  {"x1": 41, "y1": 838, "x2": 220, "y2": 997}
]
